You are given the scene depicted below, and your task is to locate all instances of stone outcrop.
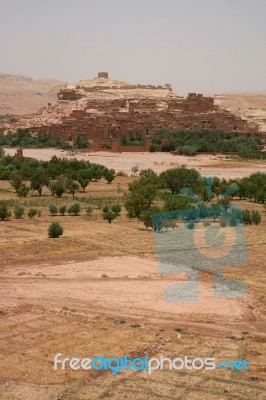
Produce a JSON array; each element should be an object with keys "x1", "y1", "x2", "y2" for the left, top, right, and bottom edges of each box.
[{"x1": 3, "y1": 73, "x2": 259, "y2": 148}]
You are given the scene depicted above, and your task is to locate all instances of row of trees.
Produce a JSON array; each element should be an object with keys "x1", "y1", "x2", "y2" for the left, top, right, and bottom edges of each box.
[
  {"x1": 0, "y1": 130, "x2": 90, "y2": 149},
  {"x1": 150, "y1": 129, "x2": 265, "y2": 159},
  {"x1": 0, "y1": 153, "x2": 116, "y2": 196},
  {"x1": 124, "y1": 167, "x2": 265, "y2": 230},
  {"x1": 0, "y1": 201, "x2": 122, "y2": 223}
]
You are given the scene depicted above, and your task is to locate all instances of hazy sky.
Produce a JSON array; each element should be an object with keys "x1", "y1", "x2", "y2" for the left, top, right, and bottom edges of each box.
[{"x1": 1, "y1": 0, "x2": 265, "y2": 95}]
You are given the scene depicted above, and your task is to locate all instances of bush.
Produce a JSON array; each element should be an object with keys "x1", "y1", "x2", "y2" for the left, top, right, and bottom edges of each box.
[
  {"x1": 59, "y1": 205, "x2": 67, "y2": 216},
  {"x1": 219, "y1": 217, "x2": 228, "y2": 227},
  {"x1": 49, "y1": 204, "x2": 58, "y2": 216},
  {"x1": 251, "y1": 210, "x2": 261, "y2": 225},
  {"x1": 68, "y1": 202, "x2": 80, "y2": 216},
  {"x1": 48, "y1": 222, "x2": 64, "y2": 238},
  {"x1": 243, "y1": 209, "x2": 251, "y2": 224},
  {"x1": 229, "y1": 215, "x2": 238, "y2": 227},
  {"x1": 187, "y1": 221, "x2": 195, "y2": 229},
  {"x1": 149, "y1": 144, "x2": 157, "y2": 152},
  {"x1": 13, "y1": 205, "x2": 24, "y2": 219},
  {"x1": 203, "y1": 220, "x2": 211, "y2": 227},
  {"x1": 17, "y1": 184, "x2": 30, "y2": 198},
  {"x1": 116, "y1": 171, "x2": 128, "y2": 177},
  {"x1": 86, "y1": 206, "x2": 93, "y2": 216},
  {"x1": 0, "y1": 203, "x2": 11, "y2": 220},
  {"x1": 27, "y1": 208, "x2": 38, "y2": 219}
]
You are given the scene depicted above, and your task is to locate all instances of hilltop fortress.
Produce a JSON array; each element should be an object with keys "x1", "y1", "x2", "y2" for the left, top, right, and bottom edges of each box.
[{"x1": 3, "y1": 72, "x2": 259, "y2": 151}]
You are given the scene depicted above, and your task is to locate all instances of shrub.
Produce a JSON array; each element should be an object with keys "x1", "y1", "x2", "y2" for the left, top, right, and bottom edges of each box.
[
  {"x1": 251, "y1": 210, "x2": 261, "y2": 225},
  {"x1": 48, "y1": 222, "x2": 63, "y2": 238},
  {"x1": 49, "y1": 204, "x2": 58, "y2": 216},
  {"x1": 187, "y1": 220, "x2": 195, "y2": 229},
  {"x1": 116, "y1": 171, "x2": 128, "y2": 177},
  {"x1": 86, "y1": 206, "x2": 93, "y2": 216},
  {"x1": 243, "y1": 209, "x2": 251, "y2": 224},
  {"x1": 149, "y1": 144, "x2": 157, "y2": 152},
  {"x1": 219, "y1": 217, "x2": 228, "y2": 227},
  {"x1": 162, "y1": 219, "x2": 177, "y2": 230},
  {"x1": 17, "y1": 184, "x2": 30, "y2": 198},
  {"x1": 0, "y1": 203, "x2": 11, "y2": 220},
  {"x1": 59, "y1": 205, "x2": 67, "y2": 216},
  {"x1": 13, "y1": 205, "x2": 24, "y2": 219},
  {"x1": 229, "y1": 215, "x2": 238, "y2": 227},
  {"x1": 203, "y1": 220, "x2": 211, "y2": 227},
  {"x1": 68, "y1": 202, "x2": 80, "y2": 216},
  {"x1": 27, "y1": 208, "x2": 38, "y2": 219}
]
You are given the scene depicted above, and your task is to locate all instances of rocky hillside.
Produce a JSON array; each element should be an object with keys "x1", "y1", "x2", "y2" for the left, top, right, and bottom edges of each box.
[
  {"x1": 214, "y1": 92, "x2": 266, "y2": 133},
  {"x1": 0, "y1": 73, "x2": 67, "y2": 115}
]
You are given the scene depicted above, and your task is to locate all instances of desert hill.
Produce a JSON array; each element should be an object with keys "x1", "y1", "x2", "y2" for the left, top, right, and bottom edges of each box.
[{"x1": 0, "y1": 73, "x2": 67, "y2": 115}]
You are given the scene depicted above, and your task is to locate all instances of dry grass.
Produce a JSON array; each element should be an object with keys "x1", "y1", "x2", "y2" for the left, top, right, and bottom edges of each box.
[{"x1": 0, "y1": 177, "x2": 265, "y2": 399}]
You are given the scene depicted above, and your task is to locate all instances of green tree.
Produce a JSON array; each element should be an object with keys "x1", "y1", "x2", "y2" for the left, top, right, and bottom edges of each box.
[
  {"x1": 125, "y1": 194, "x2": 147, "y2": 218},
  {"x1": 66, "y1": 179, "x2": 80, "y2": 198},
  {"x1": 30, "y1": 170, "x2": 49, "y2": 196},
  {"x1": 209, "y1": 204, "x2": 222, "y2": 222},
  {"x1": 48, "y1": 222, "x2": 64, "y2": 238},
  {"x1": 77, "y1": 170, "x2": 91, "y2": 192},
  {"x1": 160, "y1": 167, "x2": 201, "y2": 195},
  {"x1": 10, "y1": 170, "x2": 23, "y2": 192},
  {"x1": 140, "y1": 207, "x2": 162, "y2": 229},
  {"x1": 104, "y1": 169, "x2": 115, "y2": 183},
  {"x1": 103, "y1": 210, "x2": 117, "y2": 223},
  {"x1": 53, "y1": 180, "x2": 66, "y2": 198}
]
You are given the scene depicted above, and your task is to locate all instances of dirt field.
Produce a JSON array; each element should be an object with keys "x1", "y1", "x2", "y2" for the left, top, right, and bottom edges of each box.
[{"x1": 0, "y1": 162, "x2": 265, "y2": 399}]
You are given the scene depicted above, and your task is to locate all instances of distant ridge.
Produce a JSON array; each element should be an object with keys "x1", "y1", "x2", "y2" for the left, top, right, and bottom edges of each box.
[{"x1": 0, "y1": 73, "x2": 67, "y2": 115}]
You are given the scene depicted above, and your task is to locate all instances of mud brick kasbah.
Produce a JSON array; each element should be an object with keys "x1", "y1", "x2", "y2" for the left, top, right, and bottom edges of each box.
[{"x1": 5, "y1": 72, "x2": 259, "y2": 152}]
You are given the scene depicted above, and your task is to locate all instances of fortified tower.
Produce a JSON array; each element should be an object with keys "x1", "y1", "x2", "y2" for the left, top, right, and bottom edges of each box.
[{"x1": 97, "y1": 72, "x2": 109, "y2": 78}]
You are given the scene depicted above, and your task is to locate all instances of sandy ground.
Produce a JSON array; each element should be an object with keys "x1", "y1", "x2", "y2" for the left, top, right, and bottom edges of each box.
[
  {"x1": 0, "y1": 254, "x2": 265, "y2": 400},
  {"x1": 4, "y1": 148, "x2": 266, "y2": 178},
  {"x1": 0, "y1": 256, "x2": 251, "y2": 324}
]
